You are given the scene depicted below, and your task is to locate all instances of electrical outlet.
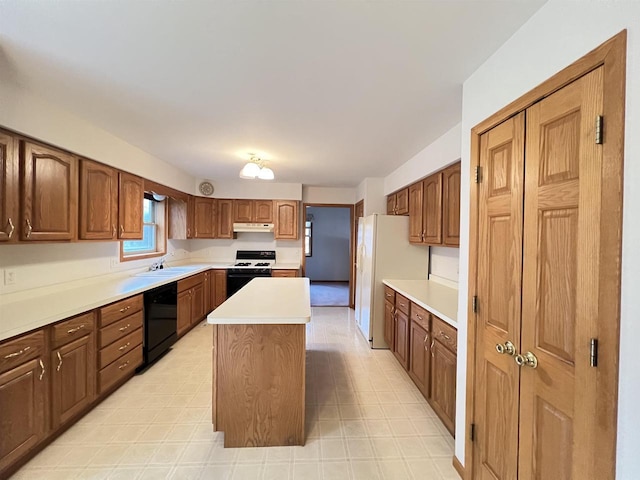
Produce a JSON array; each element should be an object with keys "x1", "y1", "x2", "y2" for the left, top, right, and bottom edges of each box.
[
  {"x1": 5, "y1": 270, "x2": 16, "y2": 285},
  {"x1": 110, "y1": 258, "x2": 118, "y2": 268}
]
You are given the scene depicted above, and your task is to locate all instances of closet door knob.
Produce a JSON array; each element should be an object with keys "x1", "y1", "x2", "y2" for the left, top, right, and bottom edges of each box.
[
  {"x1": 496, "y1": 341, "x2": 516, "y2": 356},
  {"x1": 515, "y1": 351, "x2": 538, "y2": 369}
]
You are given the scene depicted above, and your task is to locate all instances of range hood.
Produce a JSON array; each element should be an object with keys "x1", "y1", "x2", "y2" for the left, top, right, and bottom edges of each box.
[{"x1": 233, "y1": 223, "x2": 275, "y2": 233}]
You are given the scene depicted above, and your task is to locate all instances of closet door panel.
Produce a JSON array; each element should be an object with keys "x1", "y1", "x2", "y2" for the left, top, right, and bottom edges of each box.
[
  {"x1": 519, "y1": 67, "x2": 604, "y2": 480},
  {"x1": 473, "y1": 112, "x2": 525, "y2": 480}
]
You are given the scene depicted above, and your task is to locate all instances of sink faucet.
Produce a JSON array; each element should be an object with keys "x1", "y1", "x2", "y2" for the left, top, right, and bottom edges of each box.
[{"x1": 150, "y1": 256, "x2": 167, "y2": 271}]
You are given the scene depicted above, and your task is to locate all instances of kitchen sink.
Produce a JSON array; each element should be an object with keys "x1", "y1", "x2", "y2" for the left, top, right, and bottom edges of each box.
[{"x1": 133, "y1": 266, "x2": 201, "y2": 277}]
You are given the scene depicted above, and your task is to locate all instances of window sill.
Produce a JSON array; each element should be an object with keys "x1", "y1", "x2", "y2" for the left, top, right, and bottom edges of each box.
[{"x1": 119, "y1": 251, "x2": 165, "y2": 262}]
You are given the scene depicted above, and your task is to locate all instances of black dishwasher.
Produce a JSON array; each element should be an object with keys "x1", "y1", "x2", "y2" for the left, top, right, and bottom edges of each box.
[{"x1": 140, "y1": 282, "x2": 177, "y2": 370}]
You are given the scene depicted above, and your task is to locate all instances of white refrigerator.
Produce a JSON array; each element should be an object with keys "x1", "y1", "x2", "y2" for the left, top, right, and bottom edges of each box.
[{"x1": 355, "y1": 214, "x2": 429, "y2": 348}]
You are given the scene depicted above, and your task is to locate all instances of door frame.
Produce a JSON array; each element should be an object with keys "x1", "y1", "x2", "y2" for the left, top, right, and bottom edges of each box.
[
  {"x1": 465, "y1": 31, "x2": 626, "y2": 479},
  {"x1": 301, "y1": 203, "x2": 356, "y2": 308}
]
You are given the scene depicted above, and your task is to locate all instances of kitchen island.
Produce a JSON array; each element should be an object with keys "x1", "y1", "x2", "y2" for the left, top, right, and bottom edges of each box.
[{"x1": 207, "y1": 277, "x2": 311, "y2": 448}]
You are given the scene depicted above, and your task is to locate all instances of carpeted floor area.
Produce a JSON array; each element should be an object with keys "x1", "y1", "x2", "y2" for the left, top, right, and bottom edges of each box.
[{"x1": 310, "y1": 281, "x2": 350, "y2": 307}]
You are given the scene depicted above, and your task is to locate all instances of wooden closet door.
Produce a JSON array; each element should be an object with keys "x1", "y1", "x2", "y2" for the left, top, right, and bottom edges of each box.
[
  {"x1": 519, "y1": 67, "x2": 604, "y2": 480},
  {"x1": 473, "y1": 113, "x2": 525, "y2": 480}
]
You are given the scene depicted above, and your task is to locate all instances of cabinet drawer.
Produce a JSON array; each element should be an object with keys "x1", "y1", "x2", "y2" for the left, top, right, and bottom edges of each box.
[
  {"x1": 395, "y1": 294, "x2": 410, "y2": 316},
  {"x1": 100, "y1": 295, "x2": 143, "y2": 327},
  {"x1": 178, "y1": 273, "x2": 203, "y2": 292},
  {"x1": 0, "y1": 330, "x2": 45, "y2": 374},
  {"x1": 52, "y1": 311, "x2": 96, "y2": 348},
  {"x1": 99, "y1": 311, "x2": 143, "y2": 349},
  {"x1": 410, "y1": 303, "x2": 430, "y2": 331},
  {"x1": 271, "y1": 270, "x2": 298, "y2": 277},
  {"x1": 99, "y1": 345, "x2": 142, "y2": 394},
  {"x1": 432, "y1": 316, "x2": 457, "y2": 353},
  {"x1": 383, "y1": 286, "x2": 396, "y2": 304},
  {"x1": 99, "y1": 327, "x2": 143, "y2": 369}
]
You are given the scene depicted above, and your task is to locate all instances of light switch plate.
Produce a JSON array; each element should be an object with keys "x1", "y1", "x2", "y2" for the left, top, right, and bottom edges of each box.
[{"x1": 5, "y1": 270, "x2": 16, "y2": 285}]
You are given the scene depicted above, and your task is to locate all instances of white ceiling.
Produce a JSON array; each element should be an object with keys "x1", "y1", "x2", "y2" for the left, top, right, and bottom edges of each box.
[{"x1": 0, "y1": 1, "x2": 545, "y2": 187}]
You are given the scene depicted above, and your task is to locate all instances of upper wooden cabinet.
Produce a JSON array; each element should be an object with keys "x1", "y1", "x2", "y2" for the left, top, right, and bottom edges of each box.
[
  {"x1": 216, "y1": 199, "x2": 234, "y2": 239},
  {"x1": 408, "y1": 182, "x2": 423, "y2": 243},
  {"x1": 117, "y1": 172, "x2": 144, "y2": 240},
  {"x1": 233, "y1": 199, "x2": 273, "y2": 223},
  {"x1": 422, "y1": 172, "x2": 443, "y2": 244},
  {"x1": 0, "y1": 131, "x2": 18, "y2": 242},
  {"x1": 193, "y1": 197, "x2": 216, "y2": 239},
  {"x1": 442, "y1": 162, "x2": 461, "y2": 246},
  {"x1": 274, "y1": 200, "x2": 299, "y2": 240},
  {"x1": 21, "y1": 141, "x2": 78, "y2": 241},
  {"x1": 386, "y1": 188, "x2": 409, "y2": 215},
  {"x1": 79, "y1": 159, "x2": 118, "y2": 240}
]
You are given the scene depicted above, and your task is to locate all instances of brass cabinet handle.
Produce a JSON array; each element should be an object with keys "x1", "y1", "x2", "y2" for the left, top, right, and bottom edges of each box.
[
  {"x1": 118, "y1": 324, "x2": 131, "y2": 332},
  {"x1": 515, "y1": 351, "x2": 538, "y2": 369},
  {"x1": 4, "y1": 346, "x2": 31, "y2": 359},
  {"x1": 187, "y1": 228, "x2": 191, "y2": 237},
  {"x1": 118, "y1": 342, "x2": 131, "y2": 352},
  {"x1": 399, "y1": 303, "x2": 406, "y2": 308},
  {"x1": 430, "y1": 339, "x2": 435, "y2": 357},
  {"x1": 38, "y1": 359, "x2": 45, "y2": 380},
  {"x1": 118, "y1": 306, "x2": 131, "y2": 313},
  {"x1": 6, "y1": 218, "x2": 15, "y2": 238},
  {"x1": 112, "y1": 225, "x2": 116, "y2": 237},
  {"x1": 25, "y1": 218, "x2": 33, "y2": 238},
  {"x1": 56, "y1": 351, "x2": 63, "y2": 372},
  {"x1": 67, "y1": 325, "x2": 85, "y2": 335},
  {"x1": 416, "y1": 314, "x2": 423, "y2": 320},
  {"x1": 439, "y1": 332, "x2": 451, "y2": 341},
  {"x1": 423, "y1": 333, "x2": 430, "y2": 349},
  {"x1": 496, "y1": 341, "x2": 516, "y2": 356},
  {"x1": 118, "y1": 360, "x2": 130, "y2": 370},
  {"x1": 386, "y1": 293, "x2": 393, "y2": 298},
  {"x1": 119, "y1": 225, "x2": 124, "y2": 236}
]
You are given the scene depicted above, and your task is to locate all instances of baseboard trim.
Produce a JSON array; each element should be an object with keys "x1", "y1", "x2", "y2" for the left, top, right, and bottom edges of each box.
[{"x1": 453, "y1": 456, "x2": 465, "y2": 479}]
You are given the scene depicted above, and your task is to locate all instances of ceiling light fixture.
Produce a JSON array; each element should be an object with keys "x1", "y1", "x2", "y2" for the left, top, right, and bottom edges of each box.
[{"x1": 239, "y1": 154, "x2": 275, "y2": 180}]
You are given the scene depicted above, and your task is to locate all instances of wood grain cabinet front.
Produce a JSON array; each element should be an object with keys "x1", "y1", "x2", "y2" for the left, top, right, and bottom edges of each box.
[
  {"x1": 193, "y1": 197, "x2": 216, "y2": 239},
  {"x1": 20, "y1": 140, "x2": 78, "y2": 241},
  {"x1": 216, "y1": 199, "x2": 234, "y2": 239},
  {"x1": 212, "y1": 269, "x2": 227, "y2": 308},
  {"x1": 0, "y1": 130, "x2": 18, "y2": 243},
  {"x1": 274, "y1": 201, "x2": 299, "y2": 240},
  {"x1": 98, "y1": 346, "x2": 142, "y2": 395},
  {"x1": 393, "y1": 309, "x2": 410, "y2": 371},
  {"x1": 0, "y1": 330, "x2": 48, "y2": 475},
  {"x1": 117, "y1": 172, "x2": 144, "y2": 240},
  {"x1": 271, "y1": 269, "x2": 298, "y2": 277},
  {"x1": 79, "y1": 159, "x2": 118, "y2": 240},
  {"x1": 384, "y1": 299, "x2": 395, "y2": 350},
  {"x1": 442, "y1": 162, "x2": 461, "y2": 246},
  {"x1": 408, "y1": 318, "x2": 430, "y2": 398},
  {"x1": 386, "y1": 188, "x2": 409, "y2": 215},
  {"x1": 429, "y1": 339, "x2": 456, "y2": 434}
]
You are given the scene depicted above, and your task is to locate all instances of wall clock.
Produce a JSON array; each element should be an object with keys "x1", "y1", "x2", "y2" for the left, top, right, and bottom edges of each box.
[{"x1": 199, "y1": 181, "x2": 214, "y2": 196}]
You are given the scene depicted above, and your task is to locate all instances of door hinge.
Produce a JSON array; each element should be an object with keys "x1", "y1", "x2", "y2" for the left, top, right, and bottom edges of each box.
[
  {"x1": 590, "y1": 338, "x2": 599, "y2": 367},
  {"x1": 595, "y1": 115, "x2": 603, "y2": 144},
  {"x1": 474, "y1": 166, "x2": 482, "y2": 183},
  {"x1": 470, "y1": 423, "x2": 476, "y2": 442},
  {"x1": 472, "y1": 296, "x2": 478, "y2": 314}
]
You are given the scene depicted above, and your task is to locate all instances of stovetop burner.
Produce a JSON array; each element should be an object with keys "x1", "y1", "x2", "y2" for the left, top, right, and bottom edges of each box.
[
  {"x1": 255, "y1": 262, "x2": 270, "y2": 267},
  {"x1": 235, "y1": 262, "x2": 251, "y2": 267}
]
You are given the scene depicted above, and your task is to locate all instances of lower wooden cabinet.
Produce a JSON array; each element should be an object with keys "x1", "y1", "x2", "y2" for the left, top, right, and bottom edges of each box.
[
  {"x1": 393, "y1": 309, "x2": 410, "y2": 370},
  {"x1": 408, "y1": 319, "x2": 429, "y2": 397},
  {"x1": 212, "y1": 270, "x2": 227, "y2": 308},
  {"x1": 51, "y1": 329, "x2": 96, "y2": 429},
  {"x1": 383, "y1": 300, "x2": 395, "y2": 349},
  {"x1": 0, "y1": 331, "x2": 48, "y2": 474},
  {"x1": 271, "y1": 269, "x2": 299, "y2": 277},
  {"x1": 178, "y1": 273, "x2": 206, "y2": 336},
  {"x1": 177, "y1": 289, "x2": 192, "y2": 337},
  {"x1": 191, "y1": 281, "x2": 205, "y2": 326},
  {"x1": 430, "y1": 339, "x2": 457, "y2": 434}
]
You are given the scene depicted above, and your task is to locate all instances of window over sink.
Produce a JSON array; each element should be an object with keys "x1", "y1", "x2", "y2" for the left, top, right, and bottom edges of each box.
[{"x1": 120, "y1": 194, "x2": 166, "y2": 260}]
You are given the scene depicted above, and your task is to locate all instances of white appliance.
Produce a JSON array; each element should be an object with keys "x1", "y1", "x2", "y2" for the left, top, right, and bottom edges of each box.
[
  {"x1": 355, "y1": 214, "x2": 429, "y2": 348},
  {"x1": 233, "y1": 223, "x2": 274, "y2": 233}
]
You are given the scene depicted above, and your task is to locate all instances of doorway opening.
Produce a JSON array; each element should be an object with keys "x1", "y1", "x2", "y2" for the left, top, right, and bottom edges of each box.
[{"x1": 302, "y1": 204, "x2": 354, "y2": 307}]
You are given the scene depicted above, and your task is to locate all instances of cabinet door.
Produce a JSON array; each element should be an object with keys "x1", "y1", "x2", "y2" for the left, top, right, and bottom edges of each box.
[
  {"x1": 216, "y1": 199, "x2": 234, "y2": 239},
  {"x1": 408, "y1": 321, "x2": 429, "y2": 397},
  {"x1": 21, "y1": 141, "x2": 77, "y2": 241},
  {"x1": 168, "y1": 197, "x2": 188, "y2": 240},
  {"x1": 254, "y1": 200, "x2": 273, "y2": 223},
  {"x1": 430, "y1": 340, "x2": 456, "y2": 434},
  {"x1": 355, "y1": 200, "x2": 364, "y2": 219},
  {"x1": 191, "y1": 282, "x2": 205, "y2": 325},
  {"x1": 393, "y1": 310, "x2": 410, "y2": 370},
  {"x1": 233, "y1": 199, "x2": 253, "y2": 223},
  {"x1": 79, "y1": 159, "x2": 118, "y2": 240},
  {"x1": 0, "y1": 357, "x2": 47, "y2": 472},
  {"x1": 442, "y1": 162, "x2": 461, "y2": 246},
  {"x1": 408, "y1": 182, "x2": 424, "y2": 243},
  {"x1": 51, "y1": 334, "x2": 95, "y2": 429},
  {"x1": 271, "y1": 270, "x2": 298, "y2": 278},
  {"x1": 187, "y1": 196, "x2": 195, "y2": 239},
  {"x1": 422, "y1": 172, "x2": 442, "y2": 244},
  {"x1": 0, "y1": 131, "x2": 18, "y2": 242},
  {"x1": 213, "y1": 270, "x2": 227, "y2": 307},
  {"x1": 395, "y1": 188, "x2": 409, "y2": 215},
  {"x1": 118, "y1": 172, "x2": 144, "y2": 240},
  {"x1": 193, "y1": 197, "x2": 215, "y2": 238},
  {"x1": 177, "y1": 290, "x2": 192, "y2": 337},
  {"x1": 383, "y1": 300, "x2": 395, "y2": 350},
  {"x1": 386, "y1": 194, "x2": 396, "y2": 214},
  {"x1": 203, "y1": 271, "x2": 212, "y2": 315},
  {"x1": 274, "y1": 201, "x2": 299, "y2": 239}
]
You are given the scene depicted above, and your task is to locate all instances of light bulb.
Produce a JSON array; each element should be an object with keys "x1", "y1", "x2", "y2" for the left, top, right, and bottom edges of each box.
[
  {"x1": 258, "y1": 167, "x2": 275, "y2": 180},
  {"x1": 239, "y1": 162, "x2": 261, "y2": 179}
]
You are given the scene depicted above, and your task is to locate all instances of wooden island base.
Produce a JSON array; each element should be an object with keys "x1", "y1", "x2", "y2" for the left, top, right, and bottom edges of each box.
[{"x1": 212, "y1": 323, "x2": 306, "y2": 447}]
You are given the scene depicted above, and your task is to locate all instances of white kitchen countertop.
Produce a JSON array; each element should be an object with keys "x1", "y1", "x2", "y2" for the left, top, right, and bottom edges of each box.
[
  {"x1": 208, "y1": 277, "x2": 311, "y2": 325},
  {"x1": 382, "y1": 279, "x2": 458, "y2": 328},
  {"x1": 0, "y1": 259, "x2": 306, "y2": 342},
  {"x1": 271, "y1": 263, "x2": 301, "y2": 270}
]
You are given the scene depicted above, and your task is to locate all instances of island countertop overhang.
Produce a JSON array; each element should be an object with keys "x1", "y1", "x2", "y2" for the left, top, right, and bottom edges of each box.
[{"x1": 207, "y1": 277, "x2": 311, "y2": 325}]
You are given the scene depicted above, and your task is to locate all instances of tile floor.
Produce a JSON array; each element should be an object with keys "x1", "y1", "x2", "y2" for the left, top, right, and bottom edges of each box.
[{"x1": 11, "y1": 307, "x2": 459, "y2": 480}]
